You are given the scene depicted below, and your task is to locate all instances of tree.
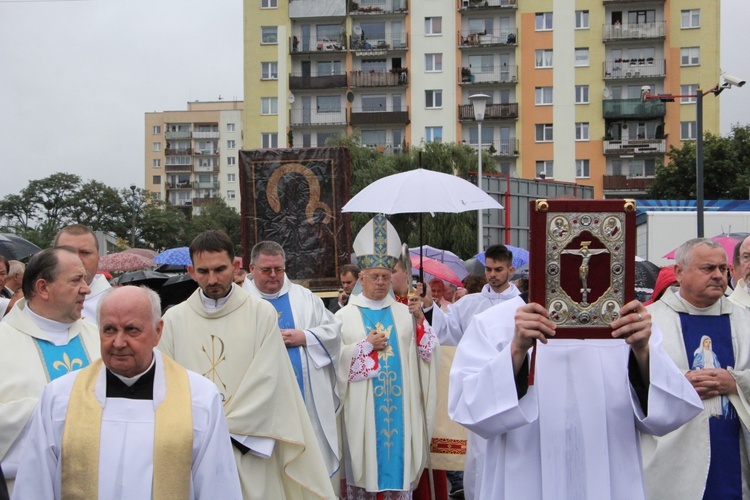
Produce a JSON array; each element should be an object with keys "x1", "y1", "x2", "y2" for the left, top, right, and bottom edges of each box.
[
  {"x1": 68, "y1": 180, "x2": 130, "y2": 239},
  {"x1": 138, "y1": 199, "x2": 188, "y2": 251},
  {"x1": 186, "y1": 198, "x2": 242, "y2": 253}
]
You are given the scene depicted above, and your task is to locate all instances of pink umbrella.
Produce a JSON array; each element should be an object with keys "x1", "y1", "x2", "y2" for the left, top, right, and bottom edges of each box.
[
  {"x1": 663, "y1": 233, "x2": 749, "y2": 259},
  {"x1": 123, "y1": 248, "x2": 158, "y2": 259},
  {"x1": 98, "y1": 252, "x2": 156, "y2": 272},
  {"x1": 410, "y1": 255, "x2": 462, "y2": 287}
]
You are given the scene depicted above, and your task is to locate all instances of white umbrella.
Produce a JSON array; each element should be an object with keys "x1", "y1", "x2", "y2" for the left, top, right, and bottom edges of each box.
[{"x1": 341, "y1": 168, "x2": 503, "y2": 214}]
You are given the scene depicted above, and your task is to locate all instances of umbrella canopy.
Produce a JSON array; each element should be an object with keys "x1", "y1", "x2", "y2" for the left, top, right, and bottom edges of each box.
[
  {"x1": 116, "y1": 270, "x2": 171, "y2": 290},
  {"x1": 123, "y1": 248, "x2": 158, "y2": 259},
  {"x1": 511, "y1": 263, "x2": 529, "y2": 281},
  {"x1": 158, "y1": 273, "x2": 198, "y2": 309},
  {"x1": 663, "y1": 233, "x2": 750, "y2": 259},
  {"x1": 410, "y1": 254, "x2": 462, "y2": 287},
  {"x1": 98, "y1": 252, "x2": 155, "y2": 272},
  {"x1": 635, "y1": 260, "x2": 661, "y2": 301},
  {"x1": 474, "y1": 245, "x2": 530, "y2": 269},
  {"x1": 409, "y1": 245, "x2": 468, "y2": 281},
  {"x1": 462, "y1": 257, "x2": 485, "y2": 276},
  {"x1": 341, "y1": 168, "x2": 504, "y2": 214},
  {"x1": 154, "y1": 247, "x2": 192, "y2": 266},
  {"x1": 0, "y1": 233, "x2": 41, "y2": 261}
]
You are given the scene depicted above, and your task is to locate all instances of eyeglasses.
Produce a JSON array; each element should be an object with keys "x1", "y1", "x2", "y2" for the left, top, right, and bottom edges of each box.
[
  {"x1": 257, "y1": 267, "x2": 285, "y2": 275},
  {"x1": 740, "y1": 254, "x2": 750, "y2": 264},
  {"x1": 363, "y1": 274, "x2": 391, "y2": 284}
]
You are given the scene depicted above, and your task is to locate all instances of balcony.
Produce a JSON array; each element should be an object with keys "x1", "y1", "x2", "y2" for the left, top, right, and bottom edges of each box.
[
  {"x1": 290, "y1": 35, "x2": 346, "y2": 54},
  {"x1": 603, "y1": 175, "x2": 656, "y2": 192},
  {"x1": 350, "y1": 70, "x2": 407, "y2": 87},
  {"x1": 165, "y1": 164, "x2": 192, "y2": 173},
  {"x1": 604, "y1": 59, "x2": 666, "y2": 79},
  {"x1": 290, "y1": 72, "x2": 347, "y2": 90},
  {"x1": 290, "y1": 109, "x2": 348, "y2": 127},
  {"x1": 603, "y1": 138, "x2": 666, "y2": 155},
  {"x1": 165, "y1": 131, "x2": 191, "y2": 140},
  {"x1": 193, "y1": 131, "x2": 219, "y2": 139},
  {"x1": 194, "y1": 181, "x2": 220, "y2": 189},
  {"x1": 459, "y1": 65, "x2": 517, "y2": 85},
  {"x1": 192, "y1": 197, "x2": 220, "y2": 207},
  {"x1": 349, "y1": 32, "x2": 408, "y2": 54},
  {"x1": 602, "y1": 99, "x2": 666, "y2": 119},
  {"x1": 193, "y1": 149, "x2": 219, "y2": 156},
  {"x1": 458, "y1": 103, "x2": 518, "y2": 121},
  {"x1": 194, "y1": 164, "x2": 218, "y2": 173},
  {"x1": 603, "y1": 21, "x2": 666, "y2": 41},
  {"x1": 350, "y1": 105, "x2": 409, "y2": 125},
  {"x1": 459, "y1": 29, "x2": 517, "y2": 48},
  {"x1": 165, "y1": 148, "x2": 192, "y2": 156},
  {"x1": 165, "y1": 181, "x2": 192, "y2": 189},
  {"x1": 289, "y1": 0, "x2": 346, "y2": 18},
  {"x1": 458, "y1": 0, "x2": 517, "y2": 10},
  {"x1": 467, "y1": 139, "x2": 519, "y2": 157},
  {"x1": 350, "y1": 0, "x2": 408, "y2": 15}
]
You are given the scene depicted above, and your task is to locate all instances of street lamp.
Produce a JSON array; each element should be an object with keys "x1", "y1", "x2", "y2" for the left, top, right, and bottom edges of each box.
[
  {"x1": 469, "y1": 93, "x2": 489, "y2": 254},
  {"x1": 129, "y1": 184, "x2": 137, "y2": 248}
]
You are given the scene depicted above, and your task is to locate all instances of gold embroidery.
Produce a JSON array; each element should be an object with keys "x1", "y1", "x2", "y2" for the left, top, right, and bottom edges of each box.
[
  {"x1": 372, "y1": 323, "x2": 400, "y2": 458},
  {"x1": 52, "y1": 352, "x2": 83, "y2": 374},
  {"x1": 202, "y1": 335, "x2": 232, "y2": 406}
]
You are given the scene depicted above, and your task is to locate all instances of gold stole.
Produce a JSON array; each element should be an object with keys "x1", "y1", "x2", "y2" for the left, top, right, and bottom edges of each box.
[{"x1": 61, "y1": 355, "x2": 193, "y2": 499}]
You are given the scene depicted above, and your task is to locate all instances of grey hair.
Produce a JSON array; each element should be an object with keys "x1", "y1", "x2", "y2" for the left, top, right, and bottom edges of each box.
[
  {"x1": 97, "y1": 286, "x2": 162, "y2": 329},
  {"x1": 250, "y1": 241, "x2": 286, "y2": 264},
  {"x1": 674, "y1": 238, "x2": 724, "y2": 268}
]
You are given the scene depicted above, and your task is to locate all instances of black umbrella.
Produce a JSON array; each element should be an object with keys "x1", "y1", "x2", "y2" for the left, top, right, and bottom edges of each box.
[
  {"x1": 635, "y1": 260, "x2": 661, "y2": 302},
  {"x1": 158, "y1": 273, "x2": 198, "y2": 309},
  {"x1": 116, "y1": 270, "x2": 170, "y2": 290},
  {"x1": 0, "y1": 233, "x2": 41, "y2": 261},
  {"x1": 462, "y1": 257, "x2": 485, "y2": 276}
]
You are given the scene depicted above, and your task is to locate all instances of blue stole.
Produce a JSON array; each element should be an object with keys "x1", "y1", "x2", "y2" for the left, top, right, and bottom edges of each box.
[
  {"x1": 267, "y1": 294, "x2": 305, "y2": 399},
  {"x1": 679, "y1": 313, "x2": 741, "y2": 500},
  {"x1": 34, "y1": 335, "x2": 91, "y2": 382},
  {"x1": 358, "y1": 306, "x2": 405, "y2": 491}
]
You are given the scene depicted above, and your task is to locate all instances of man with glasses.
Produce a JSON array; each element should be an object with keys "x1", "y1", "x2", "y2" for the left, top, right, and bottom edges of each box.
[
  {"x1": 729, "y1": 236, "x2": 750, "y2": 309},
  {"x1": 243, "y1": 240, "x2": 341, "y2": 481},
  {"x1": 336, "y1": 214, "x2": 439, "y2": 499}
]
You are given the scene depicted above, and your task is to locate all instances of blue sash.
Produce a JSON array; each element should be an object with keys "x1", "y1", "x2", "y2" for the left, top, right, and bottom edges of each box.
[
  {"x1": 359, "y1": 306, "x2": 405, "y2": 491},
  {"x1": 679, "y1": 313, "x2": 741, "y2": 500},
  {"x1": 34, "y1": 335, "x2": 91, "y2": 382},
  {"x1": 267, "y1": 294, "x2": 305, "y2": 399}
]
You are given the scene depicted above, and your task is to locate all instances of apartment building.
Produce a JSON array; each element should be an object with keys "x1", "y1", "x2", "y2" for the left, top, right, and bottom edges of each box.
[
  {"x1": 242, "y1": 0, "x2": 720, "y2": 198},
  {"x1": 144, "y1": 101, "x2": 244, "y2": 213}
]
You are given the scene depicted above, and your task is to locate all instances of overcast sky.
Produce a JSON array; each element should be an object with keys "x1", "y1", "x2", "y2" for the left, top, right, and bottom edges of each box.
[{"x1": 0, "y1": 0, "x2": 747, "y2": 199}]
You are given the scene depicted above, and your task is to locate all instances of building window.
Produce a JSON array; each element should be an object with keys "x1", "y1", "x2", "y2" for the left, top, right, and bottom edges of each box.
[
  {"x1": 681, "y1": 121, "x2": 697, "y2": 140},
  {"x1": 261, "y1": 133, "x2": 278, "y2": 148},
  {"x1": 535, "y1": 49, "x2": 553, "y2": 68},
  {"x1": 152, "y1": 125, "x2": 161, "y2": 135},
  {"x1": 153, "y1": 175, "x2": 162, "y2": 185},
  {"x1": 261, "y1": 26, "x2": 278, "y2": 44},
  {"x1": 425, "y1": 90, "x2": 442, "y2": 109},
  {"x1": 261, "y1": 62, "x2": 278, "y2": 80},
  {"x1": 426, "y1": 127, "x2": 443, "y2": 143},
  {"x1": 681, "y1": 9, "x2": 700, "y2": 29},
  {"x1": 535, "y1": 87, "x2": 553, "y2": 105},
  {"x1": 535, "y1": 12, "x2": 553, "y2": 31},
  {"x1": 152, "y1": 142, "x2": 161, "y2": 152},
  {"x1": 227, "y1": 173, "x2": 236, "y2": 182},
  {"x1": 576, "y1": 160, "x2": 590, "y2": 178},
  {"x1": 575, "y1": 122, "x2": 590, "y2": 141},
  {"x1": 575, "y1": 85, "x2": 589, "y2": 104},
  {"x1": 152, "y1": 159, "x2": 161, "y2": 168},
  {"x1": 317, "y1": 95, "x2": 341, "y2": 113},
  {"x1": 536, "y1": 161, "x2": 554, "y2": 178},
  {"x1": 681, "y1": 47, "x2": 700, "y2": 66},
  {"x1": 227, "y1": 123, "x2": 235, "y2": 132},
  {"x1": 425, "y1": 53, "x2": 442, "y2": 72},
  {"x1": 261, "y1": 0, "x2": 277, "y2": 8},
  {"x1": 227, "y1": 190, "x2": 236, "y2": 200},
  {"x1": 680, "y1": 85, "x2": 698, "y2": 104},
  {"x1": 261, "y1": 97, "x2": 278, "y2": 115},
  {"x1": 575, "y1": 10, "x2": 589, "y2": 29},
  {"x1": 227, "y1": 140, "x2": 236, "y2": 149},
  {"x1": 425, "y1": 17, "x2": 442, "y2": 35},
  {"x1": 535, "y1": 124, "x2": 553, "y2": 142},
  {"x1": 575, "y1": 48, "x2": 589, "y2": 67},
  {"x1": 227, "y1": 156, "x2": 236, "y2": 166}
]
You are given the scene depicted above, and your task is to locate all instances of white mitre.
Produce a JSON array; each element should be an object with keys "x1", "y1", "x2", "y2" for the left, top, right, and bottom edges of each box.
[{"x1": 353, "y1": 213, "x2": 401, "y2": 270}]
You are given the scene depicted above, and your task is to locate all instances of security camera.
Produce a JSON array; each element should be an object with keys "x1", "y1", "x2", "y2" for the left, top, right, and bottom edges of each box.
[{"x1": 723, "y1": 74, "x2": 746, "y2": 88}]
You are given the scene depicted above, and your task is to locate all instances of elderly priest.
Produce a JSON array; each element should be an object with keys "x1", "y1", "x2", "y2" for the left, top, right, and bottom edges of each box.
[{"x1": 12, "y1": 286, "x2": 242, "y2": 500}]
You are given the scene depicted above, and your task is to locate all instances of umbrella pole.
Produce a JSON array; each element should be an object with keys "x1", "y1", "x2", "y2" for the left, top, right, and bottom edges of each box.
[{"x1": 420, "y1": 213, "x2": 424, "y2": 287}]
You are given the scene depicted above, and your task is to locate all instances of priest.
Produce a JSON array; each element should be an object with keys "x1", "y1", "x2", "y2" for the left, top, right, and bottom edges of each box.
[{"x1": 12, "y1": 286, "x2": 242, "y2": 499}]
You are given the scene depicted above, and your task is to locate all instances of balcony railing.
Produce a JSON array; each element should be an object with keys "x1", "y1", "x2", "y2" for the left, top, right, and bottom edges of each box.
[
  {"x1": 350, "y1": 105, "x2": 410, "y2": 125},
  {"x1": 603, "y1": 138, "x2": 666, "y2": 155},
  {"x1": 349, "y1": 32, "x2": 408, "y2": 52},
  {"x1": 603, "y1": 21, "x2": 666, "y2": 41},
  {"x1": 193, "y1": 131, "x2": 219, "y2": 139},
  {"x1": 193, "y1": 149, "x2": 219, "y2": 156},
  {"x1": 458, "y1": 0, "x2": 517, "y2": 10},
  {"x1": 604, "y1": 59, "x2": 666, "y2": 79},
  {"x1": 459, "y1": 29, "x2": 517, "y2": 47},
  {"x1": 165, "y1": 181, "x2": 192, "y2": 189},
  {"x1": 194, "y1": 181, "x2": 220, "y2": 189},
  {"x1": 290, "y1": 72, "x2": 348, "y2": 90},
  {"x1": 166, "y1": 164, "x2": 192, "y2": 172},
  {"x1": 165, "y1": 131, "x2": 191, "y2": 140},
  {"x1": 290, "y1": 35, "x2": 346, "y2": 54},
  {"x1": 603, "y1": 175, "x2": 656, "y2": 191},
  {"x1": 290, "y1": 109, "x2": 348, "y2": 127},
  {"x1": 467, "y1": 139, "x2": 519, "y2": 157},
  {"x1": 289, "y1": 0, "x2": 346, "y2": 18},
  {"x1": 350, "y1": 70, "x2": 407, "y2": 87},
  {"x1": 458, "y1": 103, "x2": 518, "y2": 121},
  {"x1": 602, "y1": 99, "x2": 666, "y2": 119},
  {"x1": 350, "y1": 0, "x2": 408, "y2": 15},
  {"x1": 459, "y1": 65, "x2": 517, "y2": 84},
  {"x1": 165, "y1": 148, "x2": 192, "y2": 156}
]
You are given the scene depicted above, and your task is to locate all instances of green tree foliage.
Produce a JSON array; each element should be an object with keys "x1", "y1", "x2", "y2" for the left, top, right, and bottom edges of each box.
[
  {"x1": 186, "y1": 198, "x2": 242, "y2": 254},
  {"x1": 648, "y1": 125, "x2": 750, "y2": 199},
  {"x1": 69, "y1": 180, "x2": 130, "y2": 237},
  {"x1": 138, "y1": 197, "x2": 188, "y2": 251}
]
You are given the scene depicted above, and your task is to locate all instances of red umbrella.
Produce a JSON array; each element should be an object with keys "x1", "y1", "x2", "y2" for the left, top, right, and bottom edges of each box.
[
  {"x1": 663, "y1": 233, "x2": 749, "y2": 259},
  {"x1": 98, "y1": 252, "x2": 156, "y2": 272},
  {"x1": 123, "y1": 248, "x2": 158, "y2": 259},
  {"x1": 410, "y1": 254, "x2": 462, "y2": 287}
]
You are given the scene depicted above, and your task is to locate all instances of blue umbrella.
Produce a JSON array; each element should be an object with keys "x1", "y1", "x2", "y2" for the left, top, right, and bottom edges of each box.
[
  {"x1": 153, "y1": 246, "x2": 192, "y2": 266},
  {"x1": 475, "y1": 245, "x2": 529, "y2": 269}
]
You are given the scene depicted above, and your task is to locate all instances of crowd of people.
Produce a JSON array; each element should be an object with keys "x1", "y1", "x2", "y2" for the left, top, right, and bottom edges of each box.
[{"x1": 0, "y1": 219, "x2": 748, "y2": 500}]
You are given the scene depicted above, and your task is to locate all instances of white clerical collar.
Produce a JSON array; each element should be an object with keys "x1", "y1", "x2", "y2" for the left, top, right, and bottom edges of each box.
[
  {"x1": 199, "y1": 286, "x2": 234, "y2": 312},
  {"x1": 246, "y1": 276, "x2": 291, "y2": 300},
  {"x1": 481, "y1": 282, "x2": 520, "y2": 301},
  {"x1": 24, "y1": 303, "x2": 74, "y2": 346},
  {"x1": 359, "y1": 295, "x2": 389, "y2": 311},
  {"x1": 111, "y1": 355, "x2": 156, "y2": 387},
  {"x1": 675, "y1": 290, "x2": 723, "y2": 315}
]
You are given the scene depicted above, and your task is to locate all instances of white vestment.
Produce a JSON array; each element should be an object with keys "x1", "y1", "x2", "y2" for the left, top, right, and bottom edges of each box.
[
  {"x1": 82, "y1": 274, "x2": 112, "y2": 325},
  {"x1": 644, "y1": 288, "x2": 750, "y2": 499},
  {"x1": 729, "y1": 279, "x2": 750, "y2": 310},
  {"x1": 449, "y1": 297, "x2": 703, "y2": 500},
  {"x1": 11, "y1": 350, "x2": 242, "y2": 500},
  {"x1": 243, "y1": 278, "x2": 341, "y2": 477},
  {"x1": 0, "y1": 300, "x2": 100, "y2": 491}
]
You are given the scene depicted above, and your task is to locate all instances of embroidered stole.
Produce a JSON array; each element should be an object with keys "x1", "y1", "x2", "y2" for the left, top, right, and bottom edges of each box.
[
  {"x1": 359, "y1": 306, "x2": 405, "y2": 490},
  {"x1": 34, "y1": 335, "x2": 91, "y2": 382},
  {"x1": 61, "y1": 356, "x2": 193, "y2": 500},
  {"x1": 268, "y1": 294, "x2": 305, "y2": 398}
]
